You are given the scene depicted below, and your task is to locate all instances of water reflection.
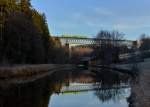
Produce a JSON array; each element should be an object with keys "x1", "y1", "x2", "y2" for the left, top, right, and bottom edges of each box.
[
  {"x1": 93, "y1": 69, "x2": 131, "y2": 103},
  {"x1": 0, "y1": 69, "x2": 132, "y2": 107}
]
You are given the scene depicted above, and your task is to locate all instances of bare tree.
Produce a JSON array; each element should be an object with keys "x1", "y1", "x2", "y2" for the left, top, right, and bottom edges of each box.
[
  {"x1": 95, "y1": 30, "x2": 124, "y2": 65},
  {"x1": 140, "y1": 34, "x2": 150, "y2": 51},
  {"x1": 139, "y1": 34, "x2": 150, "y2": 59}
]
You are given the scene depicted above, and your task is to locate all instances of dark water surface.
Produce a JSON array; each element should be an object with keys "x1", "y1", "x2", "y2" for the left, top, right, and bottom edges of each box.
[{"x1": 0, "y1": 69, "x2": 133, "y2": 107}]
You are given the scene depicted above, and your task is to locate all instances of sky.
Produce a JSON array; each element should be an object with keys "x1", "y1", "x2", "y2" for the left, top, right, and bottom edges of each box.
[{"x1": 31, "y1": 0, "x2": 150, "y2": 40}]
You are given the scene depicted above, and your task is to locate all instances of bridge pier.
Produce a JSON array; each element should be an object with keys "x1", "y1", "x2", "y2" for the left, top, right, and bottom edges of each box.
[{"x1": 65, "y1": 43, "x2": 72, "y2": 61}]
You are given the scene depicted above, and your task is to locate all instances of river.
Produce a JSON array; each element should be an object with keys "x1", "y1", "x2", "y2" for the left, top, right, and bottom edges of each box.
[{"x1": 0, "y1": 68, "x2": 134, "y2": 107}]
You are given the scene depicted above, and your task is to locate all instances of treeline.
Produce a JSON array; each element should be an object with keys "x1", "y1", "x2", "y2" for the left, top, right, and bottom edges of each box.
[
  {"x1": 138, "y1": 34, "x2": 150, "y2": 58},
  {"x1": 139, "y1": 34, "x2": 150, "y2": 51},
  {"x1": 93, "y1": 30, "x2": 127, "y2": 65},
  {"x1": 94, "y1": 30, "x2": 150, "y2": 65},
  {"x1": 0, "y1": 0, "x2": 68, "y2": 64}
]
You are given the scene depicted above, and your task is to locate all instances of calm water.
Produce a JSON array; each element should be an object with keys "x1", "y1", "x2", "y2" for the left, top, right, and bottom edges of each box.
[
  {"x1": 49, "y1": 84, "x2": 130, "y2": 107},
  {"x1": 0, "y1": 68, "x2": 132, "y2": 107}
]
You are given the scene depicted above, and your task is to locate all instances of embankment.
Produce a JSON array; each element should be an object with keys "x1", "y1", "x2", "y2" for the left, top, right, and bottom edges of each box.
[
  {"x1": 128, "y1": 59, "x2": 150, "y2": 107},
  {"x1": 91, "y1": 65, "x2": 136, "y2": 76},
  {"x1": 0, "y1": 64, "x2": 76, "y2": 84}
]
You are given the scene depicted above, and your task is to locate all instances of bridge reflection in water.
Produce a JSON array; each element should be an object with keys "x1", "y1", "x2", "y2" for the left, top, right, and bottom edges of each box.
[
  {"x1": 0, "y1": 68, "x2": 133, "y2": 107},
  {"x1": 60, "y1": 83, "x2": 129, "y2": 93}
]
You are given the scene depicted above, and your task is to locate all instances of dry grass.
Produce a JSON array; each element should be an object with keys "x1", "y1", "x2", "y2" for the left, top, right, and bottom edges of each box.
[{"x1": 0, "y1": 64, "x2": 60, "y2": 79}]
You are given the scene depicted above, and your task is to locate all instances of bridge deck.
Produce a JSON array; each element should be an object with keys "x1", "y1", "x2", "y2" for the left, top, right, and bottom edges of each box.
[{"x1": 54, "y1": 37, "x2": 133, "y2": 47}]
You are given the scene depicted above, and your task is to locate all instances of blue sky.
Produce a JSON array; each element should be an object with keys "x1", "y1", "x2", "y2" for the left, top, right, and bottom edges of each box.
[{"x1": 31, "y1": 0, "x2": 150, "y2": 40}]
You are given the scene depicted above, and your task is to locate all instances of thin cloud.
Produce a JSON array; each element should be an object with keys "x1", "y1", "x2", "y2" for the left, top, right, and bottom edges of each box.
[
  {"x1": 94, "y1": 7, "x2": 115, "y2": 17},
  {"x1": 115, "y1": 16, "x2": 150, "y2": 31}
]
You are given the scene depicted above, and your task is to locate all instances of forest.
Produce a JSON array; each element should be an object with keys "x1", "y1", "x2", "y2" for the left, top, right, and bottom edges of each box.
[{"x1": 0, "y1": 0, "x2": 69, "y2": 65}]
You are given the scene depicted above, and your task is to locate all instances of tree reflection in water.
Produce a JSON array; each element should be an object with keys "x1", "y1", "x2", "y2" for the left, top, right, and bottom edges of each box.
[
  {"x1": 0, "y1": 71, "x2": 70, "y2": 107},
  {"x1": 93, "y1": 68, "x2": 131, "y2": 103},
  {"x1": 0, "y1": 69, "x2": 132, "y2": 107},
  {"x1": 95, "y1": 86, "x2": 129, "y2": 103}
]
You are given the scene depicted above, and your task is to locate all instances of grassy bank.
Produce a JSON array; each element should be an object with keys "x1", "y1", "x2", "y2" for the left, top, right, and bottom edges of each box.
[
  {"x1": 0, "y1": 64, "x2": 75, "y2": 84},
  {"x1": 0, "y1": 64, "x2": 50, "y2": 79}
]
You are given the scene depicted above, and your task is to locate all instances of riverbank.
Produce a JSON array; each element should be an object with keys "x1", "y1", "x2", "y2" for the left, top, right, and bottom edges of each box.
[
  {"x1": 92, "y1": 59, "x2": 150, "y2": 107},
  {"x1": 129, "y1": 70, "x2": 150, "y2": 107},
  {"x1": 109, "y1": 58, "x2": 150, "y2": 107},
  {"x1": 91, "y1": 65, "x2": 135, "y2": 76},
  {"x1": 0, "y1": 64, "x2": 76, "y2": 85},
  {"x1": 127, "y1": 59, "x2": 150, "y2": 107}
]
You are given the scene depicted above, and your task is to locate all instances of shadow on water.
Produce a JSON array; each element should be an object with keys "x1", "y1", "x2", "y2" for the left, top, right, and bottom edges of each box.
[
  {"x1": 0, "y1": 68, "x2": 135, "y2": 107},
  {"x1": 0, "y1": 70, "x2": 72, "y2": 107}
]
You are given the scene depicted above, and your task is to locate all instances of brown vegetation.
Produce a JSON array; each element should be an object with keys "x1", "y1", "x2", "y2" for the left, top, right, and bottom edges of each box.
[{"x1": 0, "y1": 64, "x2": 74, "y2": 81}]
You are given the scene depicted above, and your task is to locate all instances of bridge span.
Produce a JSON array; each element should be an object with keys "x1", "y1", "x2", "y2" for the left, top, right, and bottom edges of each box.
[{"x1": 54, "y1": 37, "x2": 133, "y2": 48}]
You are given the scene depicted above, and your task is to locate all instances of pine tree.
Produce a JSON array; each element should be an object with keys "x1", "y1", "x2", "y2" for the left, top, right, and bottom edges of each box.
[{"x1": 21, "y1": 0, "x2": 31, "y2": 16}]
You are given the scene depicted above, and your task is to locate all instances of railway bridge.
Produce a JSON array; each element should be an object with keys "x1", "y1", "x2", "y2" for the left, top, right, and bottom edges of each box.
[
  {"x1": 53, "y1": 37, "x2": 135, "y2": 64},
  {"x1": 54, "y1": 37, "x2": 133, "y2": 48}
]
